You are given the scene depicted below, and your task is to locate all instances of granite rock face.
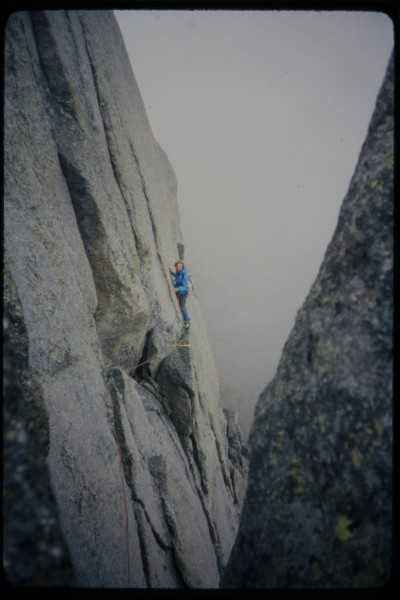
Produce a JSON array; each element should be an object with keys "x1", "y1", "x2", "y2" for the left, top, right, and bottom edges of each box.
[
  {"x1": 4, "y1": 10, "x2": 248, "y2": 588},
  {"x1": 223, "y1": 52, "x2": 394, "y2": 588}
]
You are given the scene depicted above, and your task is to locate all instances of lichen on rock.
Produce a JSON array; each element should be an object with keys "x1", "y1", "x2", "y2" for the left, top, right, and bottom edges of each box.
[{"x1": 222, "y1": 51, "x2": 394, "y2": 589}]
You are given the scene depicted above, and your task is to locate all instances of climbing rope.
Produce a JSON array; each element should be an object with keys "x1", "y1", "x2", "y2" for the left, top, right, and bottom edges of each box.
[
  {"x1": 113, "y1": 432, "x2": 131, "y2": 587},
  {"x1": 167, "y1": 343, "x2": 192, "y2": 348},
  {"x1": 129, "y1": 343, "x2": 191, "y2": 372},
  {"x1": 110, "y1": 340, "x2": 191, "y2": 585},
  {"x1": 130, "y1": 350, "x2": 163, "y2": 371}
]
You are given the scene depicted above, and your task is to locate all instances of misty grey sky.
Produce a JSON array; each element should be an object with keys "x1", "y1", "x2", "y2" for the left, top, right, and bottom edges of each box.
[{"x1": 115, "y1": 9, "x2": 393, "y2": 436}]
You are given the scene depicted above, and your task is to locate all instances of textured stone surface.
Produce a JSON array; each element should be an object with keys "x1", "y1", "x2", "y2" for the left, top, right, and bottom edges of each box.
[
  {"x1": 3, "y1": 268, "x2": 75, "y2": 587},
  {"x1": 4, "y1": 10, "x2": 248, "y2": 588},
  {"x1": 223, "y1": 51, "x2": 393, "y2": 588}
]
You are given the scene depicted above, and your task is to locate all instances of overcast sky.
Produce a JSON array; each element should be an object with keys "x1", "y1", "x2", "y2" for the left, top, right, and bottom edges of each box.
[{"x1": 115, "y1": 9, "x2": 393, "y2": 437}]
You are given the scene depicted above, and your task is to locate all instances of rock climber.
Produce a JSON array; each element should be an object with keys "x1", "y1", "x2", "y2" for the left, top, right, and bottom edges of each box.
[{"x1": 170, "y1": 260, "x2": 191, "y2": 329}]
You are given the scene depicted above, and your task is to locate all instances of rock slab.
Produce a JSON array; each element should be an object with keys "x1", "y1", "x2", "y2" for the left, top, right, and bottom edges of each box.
[{"x1": 4, "y1": 10, "x2": 248, "y2": 588}]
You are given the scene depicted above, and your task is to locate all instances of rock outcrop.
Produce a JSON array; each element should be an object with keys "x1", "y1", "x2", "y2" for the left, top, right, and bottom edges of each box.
[
  {"x1": 4, "y1": 10, "x2": 248, "y2": 588},
  {"x1": 223, "y1": 51, "x2": 394, "y2": 588}
]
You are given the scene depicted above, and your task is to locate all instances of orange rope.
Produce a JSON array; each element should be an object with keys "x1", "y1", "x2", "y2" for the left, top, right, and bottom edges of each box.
[
  {"x1": 129, "y1": 343, "x2": 190, "y2": 372},
  {"x1": 130, "y1": 350, "x2": 162, "y2": 372}
]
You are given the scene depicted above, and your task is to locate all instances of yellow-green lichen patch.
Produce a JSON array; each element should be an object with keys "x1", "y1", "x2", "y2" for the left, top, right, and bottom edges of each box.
[
  {"x1": 334, "y1": 515, "x2": 354, "y2": 543},
  {"x1": 269, "y1": 453, "x2": 278, "y2": 466},
  {"x1": 50, "y1": 350, "x2": 61, "y2": 364},
  {"x1": 351, "y1": 447, "x2": 362, "y2": 469}
]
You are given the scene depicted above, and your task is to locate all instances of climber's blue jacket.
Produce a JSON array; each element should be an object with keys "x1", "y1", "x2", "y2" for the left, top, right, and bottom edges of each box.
[{"x1": 172, "y1": 267, "x2": 190, "y2": 296}]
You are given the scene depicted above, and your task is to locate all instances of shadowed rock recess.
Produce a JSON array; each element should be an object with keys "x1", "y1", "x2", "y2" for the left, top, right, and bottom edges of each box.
[
  {"x1": 223, "y1": 51, "x2": 394, "y2": 589},
  {"x1": 4, "y1": 11, "x2": 248, "y2": 588}
]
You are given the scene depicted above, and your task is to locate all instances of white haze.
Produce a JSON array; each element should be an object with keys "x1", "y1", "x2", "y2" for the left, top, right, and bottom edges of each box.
[{"x1": 115, "y1": 9, "x2": 393, "y2": 438}]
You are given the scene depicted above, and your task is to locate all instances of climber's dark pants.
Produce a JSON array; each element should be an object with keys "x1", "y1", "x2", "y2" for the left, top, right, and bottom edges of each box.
[{"x1": 177, "y1": 293, "x2": 190, "y2": 322}]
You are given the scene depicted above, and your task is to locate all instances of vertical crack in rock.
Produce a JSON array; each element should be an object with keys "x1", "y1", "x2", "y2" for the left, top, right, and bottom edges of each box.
[
  {"x1": 154, "y1": 349, "x2": 246, "y2": 578},
  {"x1": 157, "y1": 499, "x2": 191, "y2": 588},
  {"x1": 128, "y1": 141, "x2": 161, "y2": 257},
  {"x1": 157, "y1": 359, "x2": 236, "y2": 578},
  {"x1": 30, "y1": 11, "x2": 79, "y2": 125},
  {"x1": 104, "y1": 368, "x2": 140, "y2": 585},
  {"x1": 79, "y1": 16, "x2": 175, "y2": 314},
  {"x1": 192, "y1": 364, "x2": 236, "y2": 495},
  {"x1": 141, "y1": 384, "x2": 199, "y2": 490},
  {"x1": 189, "y1": 433, "x2": 208, "y2": 495},
  {"x1": 107, "y1": 368, "x2": 186, "y2": 586},
  {"x1": 209, "y1": 407, "x2": 234, "y2": 495},
  {"x1": 154, "y1": 356, "x2": 217, "y2": 506},
  {"x1": 223, "y1": 409, "x2": 250, "y2": 506},
  {"x1": 201, "y1": 507, "x2": 225, "y2": 579},
  {"x1": 131, "y1": 329, "x2": 156, "y2": 381},
  {"x1": 155, "y1": 362, "x2": 200, "y2": 468},
  {"x1": 79, "y1": 18, "x2": 143, "y2": 259},
  {"x1": 57, "y1": 151, "x2": 143, "y2": 367},
  {"x1": 181, "y1": 433, "x2": 227, "y2": 577},
  {"x1": 29, "y1": 11, "x2": 148, "y2": 370},
  {"x1": 149, "y1": 457, "x2": 188, "y2": 588},
  {"x1": 3, "y1": 267, "x2": 75, "y2": 586},
  {"x1": 128, "y1": 140, "x2": 179, "y2": 306}
]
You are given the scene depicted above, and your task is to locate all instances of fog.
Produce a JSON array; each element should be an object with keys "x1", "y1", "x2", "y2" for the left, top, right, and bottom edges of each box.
[{"x1": 115, "y1": 9, "x2": 393, "y2": 438}]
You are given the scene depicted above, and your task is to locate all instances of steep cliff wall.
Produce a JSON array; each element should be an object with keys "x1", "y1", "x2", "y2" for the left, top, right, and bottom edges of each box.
[
  {"x1": 223, "y1": 51, "x2": 394, "y2": 588},
  {"x1": 4, "y1": 10, "x2": 248, "y2": 588}
]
